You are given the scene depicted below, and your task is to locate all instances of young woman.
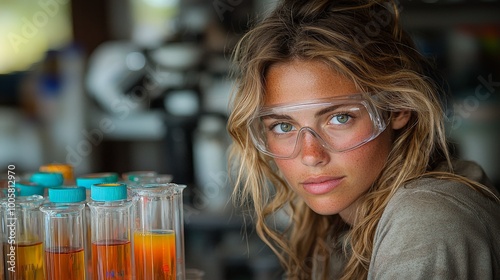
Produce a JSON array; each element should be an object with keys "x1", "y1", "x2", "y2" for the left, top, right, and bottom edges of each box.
[{"x1": 226, "y1": 0, "x2": 500, "y2": 279}]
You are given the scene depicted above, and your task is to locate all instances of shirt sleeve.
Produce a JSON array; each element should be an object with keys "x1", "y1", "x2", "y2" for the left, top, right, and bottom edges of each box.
[{"x1": 368, "y1": 179, "x2": 500, "y2": 280}]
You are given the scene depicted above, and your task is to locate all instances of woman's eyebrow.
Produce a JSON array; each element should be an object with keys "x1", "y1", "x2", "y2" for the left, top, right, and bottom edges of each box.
[
  {"x1": 261, "y1": 104, "x2": 355, "y2": 120},
  {"x1": 314, "y1": 104, "x2": 347, "y2": 118},
  {"x1": 261, "y1": 114, "x2": 293, "y2": 120}
]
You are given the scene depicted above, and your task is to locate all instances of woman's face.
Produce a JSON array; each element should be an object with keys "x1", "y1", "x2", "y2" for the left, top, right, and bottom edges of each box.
[{"x1": 263, "y1": 59, "x2": 398, "y2": 224}]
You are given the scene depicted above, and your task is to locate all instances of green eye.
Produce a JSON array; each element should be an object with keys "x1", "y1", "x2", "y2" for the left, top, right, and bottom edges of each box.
[
  {"x1": 332, "y1": 114, "x2": 350, "y2": 124},
  {"x1": 271, "y1": 122, "x2": 294, "y2": 133},
  {"x1": 279, "y1": 123, "x2": 293, "y2": 132}
]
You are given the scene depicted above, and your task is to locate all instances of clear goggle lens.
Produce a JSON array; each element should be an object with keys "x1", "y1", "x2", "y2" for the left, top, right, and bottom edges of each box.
[{"x1": 248, "y1": 93, "x2": 387, "y2": 158}]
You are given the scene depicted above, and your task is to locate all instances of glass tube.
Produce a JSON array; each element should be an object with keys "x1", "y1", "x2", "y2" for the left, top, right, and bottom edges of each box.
[
  {"x1": 41, "y1": 187, "x2": 87, "y2": 279},
  {"x1": 0, "y1": 195, "x2": 45, "y2": 280},
  {"x1": 88, "y1": 183, "x2": 133, "y2": 279},
  {"x1": 131, "y1": 183, "x2": 186, "y2": 279}
]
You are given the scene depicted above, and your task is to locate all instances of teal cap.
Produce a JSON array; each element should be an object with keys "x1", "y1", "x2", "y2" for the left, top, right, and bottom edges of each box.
[
  {"x1": 123, "y1": 171, "x2": 156, "y2": 182},
  {"x1": 76, "y1": 176, "x2": 108, "y2": 189},
  {"x1": 91, "y1": 183, "x2": 127, "y2": 201},
  {"x1": 101, "y1": 172, "x2": 119, "y2": 183},
  {"x1": 79, "y1": 172, "x2": 119, "y2": 184},
  {"x1": 15, "y1": 181, "x2": 44, "y2": 196},
  {"x1": 48, "y1": 187, "x2": 86, "y2": 203},
  {"x1": 30, "y1": 172, "x2": 64, "y2": 188}
]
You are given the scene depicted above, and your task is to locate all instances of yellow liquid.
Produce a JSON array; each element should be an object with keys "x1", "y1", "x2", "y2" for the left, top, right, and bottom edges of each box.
[
  {"x1": 91, "y1": 240, "x2": 131, "y2": 279},
  {"x1": 85, "y1": 207, "x2": 92, "y2": 279},
  {"x1": 3, "y1": 241, "x2": 45, "y2": 280},
  {"x1": 134, "y1": 230, "x2": 176, "y2": 280},
  {"x1": 45, "y1": 247, "x2": 85, "y2": 279}
]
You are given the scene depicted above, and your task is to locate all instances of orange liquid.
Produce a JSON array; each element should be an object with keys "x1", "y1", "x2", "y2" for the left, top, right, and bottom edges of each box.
[
  {"x1": 91, "y1": 240, "x2": 131, "y2": 279},
  {"x1": 86, "y1": 217, "x2": 93, "y2": 279},
  {"x1": 3, "y1": 242, "x2": 45, "y2": 280},
  {"x1": 45, "y1": 247, "x2": 85, "y2": 279},
  {"x1": 134, "y1": 230, "x2": 176, "y2": 280}
]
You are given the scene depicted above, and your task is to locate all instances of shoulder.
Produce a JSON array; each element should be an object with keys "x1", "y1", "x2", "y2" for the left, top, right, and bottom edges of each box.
[
  {"x1": 378, "y1": 177, "x2": 500, "y2": 240},
  {"x1": 392, "y1": 176, "x2": 494, "y2": 210},
  {"x1": 369, "y1": 177, "x2": 500, "y2": 279},
  {"x1": 387, "y1": 177, "x2": 499, "y2": 223}
]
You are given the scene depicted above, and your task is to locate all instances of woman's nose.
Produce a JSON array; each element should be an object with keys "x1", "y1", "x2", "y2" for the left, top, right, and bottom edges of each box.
[{"x1": 298, "y1": 129, "x2": 330, "y2": 166}]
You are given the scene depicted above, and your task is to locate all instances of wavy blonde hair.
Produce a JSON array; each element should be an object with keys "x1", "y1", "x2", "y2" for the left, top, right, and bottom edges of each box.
[{"x1": 227, "y1": 0, "x2": 498, "y2": 279}]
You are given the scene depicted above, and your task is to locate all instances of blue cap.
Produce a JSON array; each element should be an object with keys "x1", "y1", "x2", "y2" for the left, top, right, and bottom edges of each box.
[
  {"x1": 76, "y1": 176, "x2": 108, "y2": 189},
  {"x1": 48, "y1": 187, "x2": 87, "y2": 203},
  {"x1": 30, "y1": 172, "x2": 64, "y2": 188},
  {"x1": 124, "y1": 171, "x2": 156, "y2": 182},
  {"x1": 91, "y1": 183, "x2": 127, "y2": 201},
  {"x1": 79, "y1": 172, "x2": 119, "y2": 184},
  {"x1": 100, "y1": 172, "x2": 119, "y2": 183},
  {"x1": 15, "y1": 181, "x2": 45, "y2": 196}
]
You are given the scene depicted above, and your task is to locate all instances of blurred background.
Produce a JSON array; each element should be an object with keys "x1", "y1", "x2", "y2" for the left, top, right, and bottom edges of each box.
[{"x1": 0, "y1": 0, "x2": 499, "y2": 279}]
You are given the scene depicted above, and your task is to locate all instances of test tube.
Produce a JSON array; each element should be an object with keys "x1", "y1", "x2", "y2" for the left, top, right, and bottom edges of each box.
[
  {"x1": 126, "y1": 173, "x2": 174, "y2": 200},
  {"x1": 76, "y1": 175, "x2": 112, "y2": 280},
  {"x1": 0, "y1": 195, "x2": 45, "y2": 280},
  {"x1": 40, "y1": 187, "x2": 87, "y2": 279},
  {"x1": 131, "y1": 183, "x2": 186, "y2": 280},
  {"x1": 88, "y1": 183, "x2": 133, "y2": 279}
]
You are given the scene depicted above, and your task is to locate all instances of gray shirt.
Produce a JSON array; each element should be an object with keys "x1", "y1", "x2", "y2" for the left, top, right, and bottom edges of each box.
[{"x1": 368, "y1": 161, "x2": 500, "y2": 279}]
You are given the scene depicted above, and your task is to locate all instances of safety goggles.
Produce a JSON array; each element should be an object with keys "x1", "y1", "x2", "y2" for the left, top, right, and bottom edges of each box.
[{"x1": 247, "y1": 93, "x2": 387, "y2": 159}]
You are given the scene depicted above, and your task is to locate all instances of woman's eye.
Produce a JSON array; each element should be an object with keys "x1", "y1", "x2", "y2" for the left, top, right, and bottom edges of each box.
[
  {"x1": 272, "y1": 122, "x2": 295, "y2": 133},
  {"x1": 331, "y1": 114, "x2": 351, "y2": 125}
]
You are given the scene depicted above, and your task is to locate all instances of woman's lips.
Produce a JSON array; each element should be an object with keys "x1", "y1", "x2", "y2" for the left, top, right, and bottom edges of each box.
[{"x1": 301, "y1": 176, "x2": 344, "y2": 195}]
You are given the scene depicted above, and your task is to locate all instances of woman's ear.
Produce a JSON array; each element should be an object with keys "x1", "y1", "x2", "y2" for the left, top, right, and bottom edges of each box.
[{"x1": 391, "y1": 110, "x2": 411, "y2": 130}]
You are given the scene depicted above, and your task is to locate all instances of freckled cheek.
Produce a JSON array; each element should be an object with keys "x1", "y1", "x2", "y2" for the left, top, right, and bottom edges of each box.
[
  {"x1": 273, "y1": 159, "x2": 299, "y2": 181},
  {"x1": 273, "y1": 159, "x2": 291, "y2": 173},
  {"x1": 346, "y1": 138, "x2": 391, "y2": 180}
]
